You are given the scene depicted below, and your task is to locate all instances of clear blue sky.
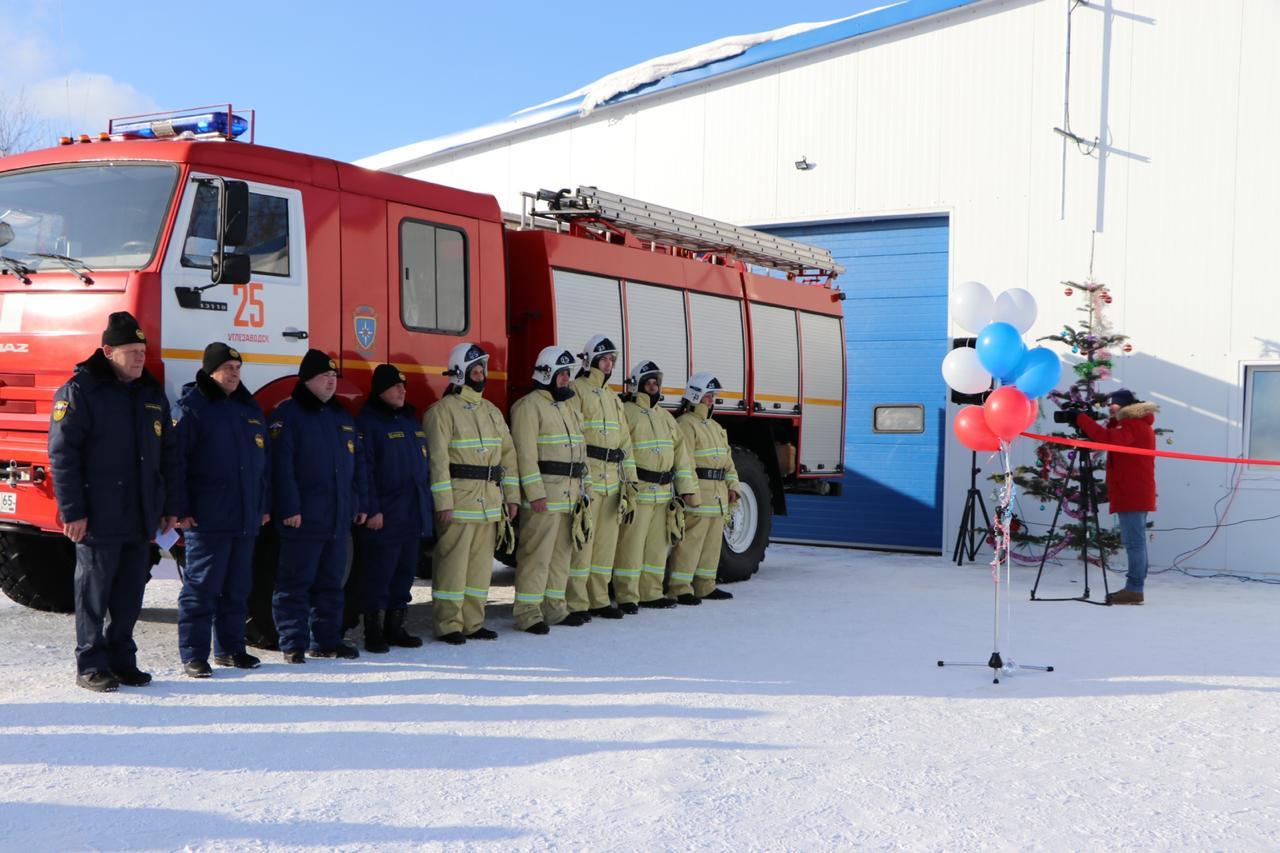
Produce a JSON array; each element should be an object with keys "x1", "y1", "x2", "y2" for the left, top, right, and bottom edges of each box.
[{"x1": 1, "y1": 0, "x2": 885, "y2": 162}]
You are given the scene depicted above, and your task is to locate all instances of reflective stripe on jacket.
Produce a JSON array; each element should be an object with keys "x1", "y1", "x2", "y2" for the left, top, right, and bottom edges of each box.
[
  {"x1": 622, "y1": 393, "x2": 696, "y2": 504},
  {"x1": 676, "y1": 403, "x2": 739, "y2": 516},
  {"x1": 510, "y1": 388, "x2": 589, "y2": 513},
  {"x1": 568, "y1": 367, "x2": 637, "y2": 495},
  {"x1": 423, "y1": 386, "x2": 519, "y2": 523}
]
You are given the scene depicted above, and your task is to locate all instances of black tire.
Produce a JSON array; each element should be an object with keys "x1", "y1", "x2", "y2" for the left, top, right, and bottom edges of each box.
[
  {"x1": 0, "y1": 531, "x2": 77, "y2": 613},
  {"x1": 718, "y1": 447, "x2": 772, "y2": 584}
]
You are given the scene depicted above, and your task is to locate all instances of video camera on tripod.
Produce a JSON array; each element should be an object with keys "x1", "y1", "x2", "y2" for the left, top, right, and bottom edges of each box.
[{"x1": 1052, "y1": 403, "x2": 1101, "y2": 426}]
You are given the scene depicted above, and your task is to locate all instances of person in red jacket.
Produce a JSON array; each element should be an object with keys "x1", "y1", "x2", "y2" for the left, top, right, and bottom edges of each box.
[{"x1": 1076, "y1": 389, "x2": 1159, "y2": 604}]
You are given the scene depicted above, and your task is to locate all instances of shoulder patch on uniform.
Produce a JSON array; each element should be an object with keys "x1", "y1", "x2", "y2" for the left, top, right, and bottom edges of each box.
[
  {"x1": 145, "y1": 402, "x2": 163, "y2": 411},
  {"x1": 254, "y1": 433, "x2": 265, "y2": 448},
  {"x1": 153, "y1": 420, "x2": 162, "y2": 437},
  {"x1": 52, "y1": 400, "x2": 70, "y2": 422},
  {"x1": 347, "y1": 439, "x2": 355, "y2": 454}
]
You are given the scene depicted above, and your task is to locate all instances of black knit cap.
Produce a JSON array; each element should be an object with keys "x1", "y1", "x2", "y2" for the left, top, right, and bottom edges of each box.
[
  {"x1": 202, "y1": 342, "x2": 242, "y2": 375},
  {"x1": 298, "y1": 348, "x2": 338, "y2": 381},
  {"x1": 1108, "y1": 388, "x2": 1139, "y2": 407},
  {"x1": 371, "y1": 363, "x2": 406, "y2": 397},
  {"x1": 101, "y1": 311, "x2": 145, "y2": 346}
]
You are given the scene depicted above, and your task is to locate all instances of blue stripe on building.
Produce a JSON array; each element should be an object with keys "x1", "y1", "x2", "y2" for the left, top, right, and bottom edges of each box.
[{"x1": 765, "y1": 217, "x2": 950, "y2": 551}]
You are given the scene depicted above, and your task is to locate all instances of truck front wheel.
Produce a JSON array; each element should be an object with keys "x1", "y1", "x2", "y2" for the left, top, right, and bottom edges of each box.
[
  {"x1": 0, "y1": 531, "x2": 76, "y2": 612},
  {"x1": 718, "y1": 447, "x2": 772, "y2": 583}
]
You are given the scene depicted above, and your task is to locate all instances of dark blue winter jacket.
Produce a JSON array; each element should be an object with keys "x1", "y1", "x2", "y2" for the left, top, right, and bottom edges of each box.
[
  {"x1": 356, "y1": 398, "x2": 433, "y2": 542},
  {"x1": 48, "y1": 349, "x2": 182, "y2": 544},
  {"x1": 269, "y1": 382, "x2": 365, "y2": 541},
  {"x1": 173, "y1": 370, "x2": 270, "y2": 536}
]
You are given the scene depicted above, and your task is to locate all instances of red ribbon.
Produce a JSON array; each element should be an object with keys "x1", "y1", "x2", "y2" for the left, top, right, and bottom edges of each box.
[{"x1": 1021, "y1": 431, "x2": 1280, "y2": 467}]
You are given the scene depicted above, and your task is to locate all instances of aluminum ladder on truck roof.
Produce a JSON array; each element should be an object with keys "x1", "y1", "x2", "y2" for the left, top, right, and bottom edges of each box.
[{"x1": 521, "y1": 186, "x2": 845, "y2": 280}]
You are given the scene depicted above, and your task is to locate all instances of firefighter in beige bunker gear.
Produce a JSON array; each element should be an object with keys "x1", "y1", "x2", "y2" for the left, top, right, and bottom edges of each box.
[
  {"x1": 614, "y1": 360, "x2": 698, "y2": 612},
  {"x1": 667, "y1": 372, "x2": 739, "y2": 604},
  {"x1": 565, "y1": 336, "x2": 637, "y2": 620},
  {"x1": 424, "y1": 343, "x2": 519, "y2": 644},
  {"x1": 510, "y1": 346, "x2": 590, "y2": 633}
]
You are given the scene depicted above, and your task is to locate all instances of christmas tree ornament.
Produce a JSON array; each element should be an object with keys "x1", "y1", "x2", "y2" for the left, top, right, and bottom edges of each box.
[
  {"x1": 1123, "y1": 343, "x2": 1133, "y2": 353},
  {"x1": 1064, "y1": 286, "x2": 1073, "y2": 296}
]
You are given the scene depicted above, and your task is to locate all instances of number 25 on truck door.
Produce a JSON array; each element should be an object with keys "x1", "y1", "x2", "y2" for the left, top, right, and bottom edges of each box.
[{"x1": 233, "y1": 282, "x2": 265, "y2": 328}]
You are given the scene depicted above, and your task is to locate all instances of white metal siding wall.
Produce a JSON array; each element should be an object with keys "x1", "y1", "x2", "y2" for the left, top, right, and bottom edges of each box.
[
  {"x1": 553, "y1": 270, "x2": 624, "y2": 366},
  {"x1": 687, "y1": 293, "x2": 745, "y2": 408},
  {"x1": 625, "y1": 282, "x2": 688, "y2": 394},
  {"x1": 799, "y1": 311, "x2": 844, "y2": 472},
  {"x1": 390, "y1": 1, "x2": 1280, "y2": 572},
  {"x1": 750, "y1": 304, "x2": 799, "y2": 414}
]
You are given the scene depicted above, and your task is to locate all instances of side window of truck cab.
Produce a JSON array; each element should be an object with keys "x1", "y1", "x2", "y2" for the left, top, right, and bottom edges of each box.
[{"x1": 181, "y1": 182, "x2": 291, "y2": 276}]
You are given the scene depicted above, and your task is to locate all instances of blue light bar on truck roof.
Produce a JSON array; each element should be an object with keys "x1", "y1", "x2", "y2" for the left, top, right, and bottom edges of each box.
[{"x1": 108, "y1": 106, "x2": 253, "y2": 142}]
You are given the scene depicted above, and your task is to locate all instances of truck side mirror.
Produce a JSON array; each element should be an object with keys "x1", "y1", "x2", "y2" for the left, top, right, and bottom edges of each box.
[
  {"x1": 210, "y1": 179, "x2": 250, "y2": 285},
  {"x1": 0, "y1": 222, "x2": 13, "y2": 248},
  {"x1": 213, "y1": 252, "x2": 251, "y2": 285}
]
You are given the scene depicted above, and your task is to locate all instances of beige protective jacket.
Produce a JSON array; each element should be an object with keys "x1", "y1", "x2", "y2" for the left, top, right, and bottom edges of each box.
[
  {"x1": 423, "y1": 385, "x2": 519, "y2": 523},
  {"x1": 510, "y1": 387, "x2": 589, "y2": 513}
]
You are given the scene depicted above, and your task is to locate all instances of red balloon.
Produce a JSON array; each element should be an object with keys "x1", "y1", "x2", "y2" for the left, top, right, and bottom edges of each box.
[
  {"x1": 983, "y1": 386, "x2": 1032, "y2": 441},
  {"x1": 1021, "y1": 396, "x2": 1040, "y2": 432},
  {"x1": 954, "y1": 405, "x2": 1000, "y2": 451}
]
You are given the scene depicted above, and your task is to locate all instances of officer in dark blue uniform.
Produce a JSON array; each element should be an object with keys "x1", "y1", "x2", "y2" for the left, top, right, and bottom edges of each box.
[
  {"x1": 269, "y1": 349, "x2": 367, "y2": 663},
  {"x1": 48, "y1": 311, "x2": 182, "y2": 693},
  {"x1": 173, "y1": 343, "x2": 271, "y2": 677},
  {"x1": 355, "y1": 364, "x2": 433, "y2": 653}
]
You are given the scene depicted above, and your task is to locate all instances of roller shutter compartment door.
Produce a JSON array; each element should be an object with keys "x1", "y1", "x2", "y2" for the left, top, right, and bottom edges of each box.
[
  {"x1": 688, "y1": 292, "x2": 746, "y2": 411},
  {"x1": 625, "y1": 281, "x2": 689, "y2": 397},
  {"x1": 765, "y1": 217, "x2": 948, "y2": 551},
  {"x1": 553, "y1": 270, "x2": 625, "y2": 371},
  {"x1": 749, "y1": 303, "x2": 800, "y2": 415}
]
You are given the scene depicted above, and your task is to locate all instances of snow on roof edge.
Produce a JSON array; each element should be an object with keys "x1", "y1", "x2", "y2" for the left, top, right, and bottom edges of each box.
[{"x1": 356, "y1": 0, "x2": 981, "y2": 171}]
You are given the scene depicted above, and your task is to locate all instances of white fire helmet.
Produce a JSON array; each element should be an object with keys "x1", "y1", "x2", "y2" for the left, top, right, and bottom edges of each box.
[
  {"x1": 445, "y1": 342, "x2": 489, "y2": 386},
  {"x1": 579, "y1": 335, "x2": 619, "y2": 369},
  {"x1": 532, "y1": 345, "x2": 577, "y2": 385},
  {"x1": 628, "y1": 359, "x2": 662, "y2": 389},
  {"x1": 683, "y1": 371, "x2": 722, "y2": 405}
]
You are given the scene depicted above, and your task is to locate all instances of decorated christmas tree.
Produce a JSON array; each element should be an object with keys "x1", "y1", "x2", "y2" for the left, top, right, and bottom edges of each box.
[{"x1": 992, "y1": 279, "x2": 1151, "y2": 565}]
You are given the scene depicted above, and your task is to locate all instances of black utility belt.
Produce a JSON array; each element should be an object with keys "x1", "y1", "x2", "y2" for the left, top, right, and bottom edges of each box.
[
  {"x1": 538, "y1": 460, "x2": 588, "y2": 478},
  {"x1": 636, "y1": 467, "x2": 675, "y2": 485},
  {"x1": 695, "y1": 467, "x2": 727, "y2": 481},
  {"x1": 586, "y1": 445, "x2": 626, "y2": 463},
  {"x1": 449, "y1": 464, "x2": 505, "y2": 483}
]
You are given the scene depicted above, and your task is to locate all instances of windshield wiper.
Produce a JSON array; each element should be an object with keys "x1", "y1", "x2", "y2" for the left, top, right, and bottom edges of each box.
[
  {"x1": 0, "y1": 254, "x2": 32, "y2": 285},
  {"x1": 28, "y1": 252, "x2": 94, "y2": 284}
]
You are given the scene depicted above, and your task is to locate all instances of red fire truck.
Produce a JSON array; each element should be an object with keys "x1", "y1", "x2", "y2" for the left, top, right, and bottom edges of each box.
[{"x1": 0, "y1": 107, "x2": 846, "y2": 615}]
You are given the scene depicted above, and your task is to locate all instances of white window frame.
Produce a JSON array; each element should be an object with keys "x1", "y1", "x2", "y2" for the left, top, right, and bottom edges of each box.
[{"x1": 1241, "y1": 362, "x2": 1280, "y2": 486}]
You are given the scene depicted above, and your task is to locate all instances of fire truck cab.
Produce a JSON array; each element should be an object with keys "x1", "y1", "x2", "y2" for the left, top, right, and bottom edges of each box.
[{"x1": 0, "y1": 108, "x2": 845, "y2": 615}]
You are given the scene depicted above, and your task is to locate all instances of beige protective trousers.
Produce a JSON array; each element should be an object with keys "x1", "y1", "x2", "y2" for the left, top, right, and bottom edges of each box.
[
  {"x1": 613, "y1": 501, "x2": 670, "y2": 604},
  {"x1": 667, "y1": 512, "x2": 724, "y2": 599},
  {"x1": 431, "y1": 520, "x2": 497, "y2": 637},
  {"x1": 566, "y1": 489, "x2": 621, "y2": 611},
  {"x1": 513, "y1": 510, "x2": 572, "y2": 629}
]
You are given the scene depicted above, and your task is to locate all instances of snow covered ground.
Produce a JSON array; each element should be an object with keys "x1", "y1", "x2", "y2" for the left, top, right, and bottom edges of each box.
[{"x1": 2, "y1": 545, "x2": 1278, "y2": 851}]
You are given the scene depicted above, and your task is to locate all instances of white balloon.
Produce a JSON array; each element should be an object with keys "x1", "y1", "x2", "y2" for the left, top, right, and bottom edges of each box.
[
  {"x1": 992, "y1": 288, "x2": 1038, "y2": 334},
  {"x1": 951, "y1": 280, "x2": 995, "y2": 334},
  {"x1": 941, "y1": 347, "x2": 993, "y2": 395}
]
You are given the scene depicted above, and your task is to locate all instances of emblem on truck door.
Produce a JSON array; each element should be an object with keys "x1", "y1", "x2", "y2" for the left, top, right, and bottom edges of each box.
[{"x1": 354, "y1": 306, "x2": 377, "y2": 351}]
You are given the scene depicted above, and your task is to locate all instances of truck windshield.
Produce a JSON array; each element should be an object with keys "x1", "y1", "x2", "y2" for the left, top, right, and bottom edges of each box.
[{"x1": 0, "y1": 163, "x2": 177, "y2": 272}]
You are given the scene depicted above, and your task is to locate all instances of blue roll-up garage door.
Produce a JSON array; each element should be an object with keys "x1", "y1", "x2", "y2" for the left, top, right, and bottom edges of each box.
[{"x1": 765, "y1": 217, "x2": 949, "y2": 551}]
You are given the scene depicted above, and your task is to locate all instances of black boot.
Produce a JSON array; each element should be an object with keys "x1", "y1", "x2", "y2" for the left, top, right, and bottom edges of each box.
[
  {"x1": 111, "y1": 666, "x2": 153, "y2": 686},
  {"x1": 561, "y1": 611, "x2": 591, "y2": 627},
  {"x1": 589, "y1": 606, "x2": 624, "y2": 619},
  {"x1": 386, "y1": 609, "x2": 424, "y2": 648},
  {"x1": 675, "y1": 593, "x2": 702, "y2": 606},
  {"x1": 701, "y1": 588, "x2": 734, "y2": 601},
  {"x1": 640, "y1": 598, "x2": 677, "y2": 609},
  {"x1": 467, "y1": 627, "x2": 498, "y2": 640},
  {"x1": 76, "y1": 671, "x2": 119, "y2": 692},
  {"x1": 308, "y1": 642, "x2": 360, "y2": 659},
  {"x1": 524, "y1": 622, "x2": 550, "y2": 635},
  {"x1": 438, "y1": 631, "x2": 467, "y2": 645},
  {"x1": 183, "y1": 660, "x2": 213, "y2": 678},
  {"x1": 617, "y1": 602, "x2": 639, "y2": 615},
  {"x1": 213, "y1": 652, "x2": 261, "y2": 669},
  {"x1": 364, "y1": 611, "x2": 390, "y2": 654},
  {"x1": 282, "y1": 650, "x2": 306, "y2": 664}
]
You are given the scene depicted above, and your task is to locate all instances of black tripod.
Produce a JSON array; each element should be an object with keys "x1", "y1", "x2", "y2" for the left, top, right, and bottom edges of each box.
[
  {"x1": 952, "y1": 451, "x2": 993, "y2": 566},
  {"x1": 1030, "y1": 445, "x2": 1112, "y2": 605}
]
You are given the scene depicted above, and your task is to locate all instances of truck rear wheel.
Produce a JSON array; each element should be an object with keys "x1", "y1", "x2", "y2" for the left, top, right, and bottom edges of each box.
[
  {"x1": 718, "y1": 447, "x2": 772, "y2": 583},
  {"x1": 0, "y1": 531, "x2": 76, "y2": 613}
]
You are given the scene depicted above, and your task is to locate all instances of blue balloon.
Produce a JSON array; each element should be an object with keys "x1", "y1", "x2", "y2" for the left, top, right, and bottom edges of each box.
[
  {"x1": 1014, "y1": 346, "x2": 1063, "y2": 399},
  {"x1": 975, "y1": 322, "x2": 1026, "y2": 382}
]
